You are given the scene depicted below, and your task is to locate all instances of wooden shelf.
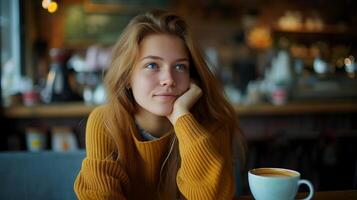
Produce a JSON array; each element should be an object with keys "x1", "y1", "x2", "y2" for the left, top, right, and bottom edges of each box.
[
  {"x1": 234, "y1": 100, "x2": 357, "y2": 116},
  {"x1": 273, "y1": 26, "x2": 352, "y2": 35},
  {"x1": 3, "y1": 102, "x2": 97, "y2": 118},
  {"x1": 3, "y1": 100, "x2": 357, "y2": 118},
  {"x1": 271, "y1": 25, "x2": 357, "y2": 44}
]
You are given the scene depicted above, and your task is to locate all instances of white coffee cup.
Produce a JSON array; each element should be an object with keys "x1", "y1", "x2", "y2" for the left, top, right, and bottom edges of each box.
[{"x1": 248, "y1": 167, "x2": 314, "y2": 200}]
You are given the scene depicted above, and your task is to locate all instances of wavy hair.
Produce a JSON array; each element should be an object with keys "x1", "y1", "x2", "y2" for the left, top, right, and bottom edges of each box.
[{"x1": 103, "y1": 9, "x2": 246, "y2": 199}]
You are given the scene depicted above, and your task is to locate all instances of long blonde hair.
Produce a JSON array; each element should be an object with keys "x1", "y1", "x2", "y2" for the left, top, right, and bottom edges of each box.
[{"x1": 103, "y1": 9, "x2": 246, "y2": 199}]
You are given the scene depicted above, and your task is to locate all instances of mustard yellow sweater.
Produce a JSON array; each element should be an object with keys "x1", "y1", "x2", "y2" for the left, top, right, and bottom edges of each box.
[{"x1": 74, "y1": 106, "x2": 234, "y2": 199}]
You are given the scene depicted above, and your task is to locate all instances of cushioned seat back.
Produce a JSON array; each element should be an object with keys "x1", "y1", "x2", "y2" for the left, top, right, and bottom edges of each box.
[{"x1": 0, "y1": 151, "x2": 85, "y2": 200}]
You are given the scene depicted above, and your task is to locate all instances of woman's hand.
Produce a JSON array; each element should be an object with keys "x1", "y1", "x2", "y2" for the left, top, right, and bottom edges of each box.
[{"x1": 167, "y1": 82, "x2": 202, "y2": 124}]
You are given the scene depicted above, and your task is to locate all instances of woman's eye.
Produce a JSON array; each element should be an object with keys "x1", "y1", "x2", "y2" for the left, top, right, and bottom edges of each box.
[
  {"x1": 175, "y1": 64, "x2": 187, "y2": 71},
  {"x1": 145, "y1": 63, "x2": 158, "y2": 70}
]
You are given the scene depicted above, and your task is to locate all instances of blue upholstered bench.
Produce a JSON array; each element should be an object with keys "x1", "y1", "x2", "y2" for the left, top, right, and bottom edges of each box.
[
  {"x1": 0, "y1": 150, "x2": 242, "y2": 199},
  {"x1": 0, "y1": 151, "x2": 85, "y2": 200}
]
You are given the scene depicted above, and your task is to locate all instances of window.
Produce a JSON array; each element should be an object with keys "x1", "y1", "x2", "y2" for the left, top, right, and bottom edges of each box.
[{"x1": 0, "y1": 0, "x2": 21, "y2": 106}]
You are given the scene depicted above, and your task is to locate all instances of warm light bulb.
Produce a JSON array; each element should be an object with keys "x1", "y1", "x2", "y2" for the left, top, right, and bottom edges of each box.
[
  {"x1": 344, "y1": 57, "x2": 352, "y2": 66},
  {"x1": 48, "y1": 2, "x2": 58, "y2": 13},
  {"x1": 42, "y1": 0, "x2": 51, "y2": 9}
]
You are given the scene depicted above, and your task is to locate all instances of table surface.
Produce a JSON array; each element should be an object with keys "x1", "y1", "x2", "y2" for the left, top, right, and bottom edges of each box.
[{"x1": 236, "y1": 190, "x2": 357, "y2": 200}]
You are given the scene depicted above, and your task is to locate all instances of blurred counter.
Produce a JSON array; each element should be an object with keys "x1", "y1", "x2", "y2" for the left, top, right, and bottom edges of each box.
[
  {"x1": 3, "y1": 102, "x2": 96, "y2": 118},
  {"x1": 3, "y1": 100, "x2": 357, "y2": 118},
  {"x1": 234, "y1": 99, "x2": 357, "y2": 116},
  {"x1": 237, "y1": 190, "x2": 357, "y2": 200}
]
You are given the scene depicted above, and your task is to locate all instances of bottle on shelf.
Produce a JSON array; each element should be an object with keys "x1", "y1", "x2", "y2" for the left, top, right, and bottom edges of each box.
[{"x1": 41, "y1": 48, "x2": 81, "y2": 103}]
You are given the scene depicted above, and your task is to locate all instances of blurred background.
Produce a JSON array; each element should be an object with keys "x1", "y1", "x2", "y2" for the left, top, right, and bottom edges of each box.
[{"x1": 1, "y1": 0, "x2": 357, "y2": 197}]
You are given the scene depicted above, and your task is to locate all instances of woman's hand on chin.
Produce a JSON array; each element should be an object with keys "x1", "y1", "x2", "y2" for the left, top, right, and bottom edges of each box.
[{"x1": 167, "y1": 82, "x2": 202, "y2": 124}]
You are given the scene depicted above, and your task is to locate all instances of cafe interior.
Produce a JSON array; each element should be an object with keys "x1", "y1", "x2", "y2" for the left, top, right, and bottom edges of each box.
[{"x1": 1, "y1": 0, "x2": 356, "y2": 199}]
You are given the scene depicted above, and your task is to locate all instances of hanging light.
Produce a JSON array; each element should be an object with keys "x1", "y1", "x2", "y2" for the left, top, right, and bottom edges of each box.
[
  {"x1": 47, "y1": 1, "x2": 58, "y2": 13},
  {"x1": 42, "y1": 0, "x2": 58, "y2": 13},
  {"x1": 42, "y1": 0, "x2": 51, "y2": 9}
]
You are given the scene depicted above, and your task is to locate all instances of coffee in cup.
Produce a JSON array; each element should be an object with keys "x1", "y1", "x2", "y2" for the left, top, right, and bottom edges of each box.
[{"x1": 248, "y1": 168, "x2": 314, "y2": 200}]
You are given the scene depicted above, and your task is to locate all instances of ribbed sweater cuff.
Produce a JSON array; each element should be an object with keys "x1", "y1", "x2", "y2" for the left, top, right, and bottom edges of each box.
[
  {"x1": 81, "y1": 158, "x2": 129, "y2": 188},
  {"x1": 174, "y1": 113, "x2": 209, "y2": 144}
]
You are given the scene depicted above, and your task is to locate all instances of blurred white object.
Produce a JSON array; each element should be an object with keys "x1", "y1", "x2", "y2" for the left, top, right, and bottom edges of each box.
[
  {"x1": 83, "y1": 87, "x2": 94, "y2": 105},
  {"x1": 313, "y1": 57, "x2": 329, "y2": 74},
  {"x1": 68, "y1": 54, "x2": 87, "y2": 72},
  {"x1": 224, "y1": 85, "x2": 241, "y2": 104},
  {"x1": 85, "y1": 45, "x2": 111, "y2": 71},
  {"x1": 267, "y1": 50, "x2": 293, "y2": 86},
  {"x1": 93, "y1": 84, "x2": 107, "y2": 105},
  {"x1": 85, "y1": 45, "x2": 100, "y2": 71},
  {"x1": 51, "y1": 127, "x2": 78, "y2": 152},
  {"x1": 26, "y1": 127, "x2": 46, "y2": 152},
  {"x1": 1, "y1": 59, "x2": 22, "y2": 106},
  {"x1": 345, "y1": 56, "x2": 356, "y2": 78},
  {"x1": 97, "y1": 47, "x2": 111, "y2": 70},
  {"x1": 245, "y1": 81, "x2": 263, "y2": 105}
]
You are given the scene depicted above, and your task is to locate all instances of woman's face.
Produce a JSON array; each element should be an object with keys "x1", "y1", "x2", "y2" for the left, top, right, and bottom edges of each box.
[{"x1": 130, "y1": 34, "x2": 191, "y2": 117}]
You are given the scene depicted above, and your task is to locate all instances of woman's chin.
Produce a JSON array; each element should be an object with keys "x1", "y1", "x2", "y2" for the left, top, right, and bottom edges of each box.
[{"x1": 150, "y1": 108, "x2": 173, "y2": 117}]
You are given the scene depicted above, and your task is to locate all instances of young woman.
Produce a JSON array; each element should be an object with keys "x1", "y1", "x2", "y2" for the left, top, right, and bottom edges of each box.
[{"x1": 74, "y1": 10, "x2": 246, "y2": 200}]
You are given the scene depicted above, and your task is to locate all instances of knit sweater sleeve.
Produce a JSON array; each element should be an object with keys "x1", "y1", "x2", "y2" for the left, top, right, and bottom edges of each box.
[
  {"x1": 174, "y1": 113, "x2": 235, "y2": 200},
  {"x1": 74, "y1": 107, "x2": 129, "y2": 200}
]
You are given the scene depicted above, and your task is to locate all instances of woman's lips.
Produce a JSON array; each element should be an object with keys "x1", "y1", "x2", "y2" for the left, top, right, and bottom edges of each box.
[{"x1": 153, "y1": 93, "x2": 177, "y2": 101}]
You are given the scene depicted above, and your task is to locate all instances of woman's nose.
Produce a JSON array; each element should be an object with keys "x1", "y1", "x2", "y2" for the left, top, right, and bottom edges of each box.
[{"x1": 160, "y1": 69, "x2": 175, "y2": 87}]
